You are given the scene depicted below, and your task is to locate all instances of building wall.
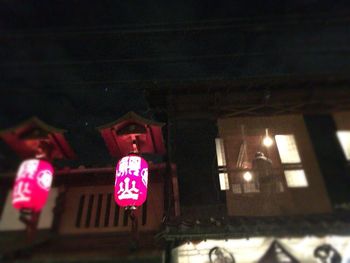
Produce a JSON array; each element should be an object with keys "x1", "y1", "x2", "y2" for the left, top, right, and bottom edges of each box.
[
  {"x1": 332, "y1": 110, "x2": 350, "y2": 186},
  {"x1": 218, "y1": 115, "x2": 332, "y2": 216},
  {"x1": 304, "y1": 114, "x2": 350, "y2": 204},
  {"x1": 0, "y1": 188, "x2": 58, "y2": 231},
  {"x1": 172, "y1": 237, "x2": 350, "y2": 263},
  {"x1": 333, "y1": 111, "x2": 350, "y2": 162},
  {"x1": 333, "y1": 111, "x2": 350, "y2": 130}
]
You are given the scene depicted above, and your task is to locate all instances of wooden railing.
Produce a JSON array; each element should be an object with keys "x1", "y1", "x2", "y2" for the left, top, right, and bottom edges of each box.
[
  {"x1": 226, "y1": 168, "x2": 287, "y2": 194},
  {"x1": 59, "y1": 184, "x2": 164, "y2": 234}
]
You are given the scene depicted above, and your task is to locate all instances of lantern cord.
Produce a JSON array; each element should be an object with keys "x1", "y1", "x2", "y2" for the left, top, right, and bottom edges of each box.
[
  {"x1": 35, "y1": 140, "x2": 54, "y2": 161},
  {"x1": 131, "y1": 134, "x2": 140, "y2": 154},
  {"x1": 126, "y1": 207, "x2": 139, "y2": 249},
  {"x1": 19, "y1": 209, "x2": 40, "y2": 243}
]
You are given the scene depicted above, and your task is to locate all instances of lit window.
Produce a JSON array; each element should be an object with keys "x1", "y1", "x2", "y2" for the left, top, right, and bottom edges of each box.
[
  {"x1": 336, "y1": 131, "x2": 350, "y2": 160},
  {"x1": 219, "y1": 173, "x2": 229, "y2": 190},
  {"x1": 284, "y1": 170, "x2": 308, "y2": 187},
  {"x1": 275, "y1": 135, "x2": 301, "y2": 164},
  {"x1": 215, "y1": 138, "x2": 226, "y2": 166}
]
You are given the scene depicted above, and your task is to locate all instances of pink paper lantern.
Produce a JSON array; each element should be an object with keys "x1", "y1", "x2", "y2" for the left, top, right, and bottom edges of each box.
[
  {"x1": 115, "y1": 155, "x2": 148, "y2": 207},
  {"x1": 12, "y1": 159, "x2": 54, "y2": 212}
]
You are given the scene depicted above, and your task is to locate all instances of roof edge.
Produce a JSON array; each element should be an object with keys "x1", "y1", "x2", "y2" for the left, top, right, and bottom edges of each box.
[
  {"x1": 0, "y1": 116, "x2": 66, "y2": 136},
  {"x1": 96, "y1": 111, "x2": 164, "y2": 130}
]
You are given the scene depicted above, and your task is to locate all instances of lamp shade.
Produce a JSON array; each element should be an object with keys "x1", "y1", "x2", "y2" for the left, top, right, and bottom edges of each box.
[
  {"x1": 12, "y1": 159, "x2": 54, "y2": 212},
  {"x1": 115, "y1": 155, "x2": 148, "y2": 207}
]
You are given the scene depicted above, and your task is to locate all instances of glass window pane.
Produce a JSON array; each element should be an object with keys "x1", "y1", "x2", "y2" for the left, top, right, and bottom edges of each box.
[
  {"x1": 219, "y1": 173, "x2": 229, "y2": 190},
  {"x1": 275, "y1": 135, "x2": 301, "y2": 164},
  {"x1": 215, "y1": 138, "x2": 226, "y2": 166},
  {"x1": 284, "y1": 170, "x2": 308, "y2": 187},
  {"x1": 336, "y1": 131, "x2": 350, "y2": 160}
]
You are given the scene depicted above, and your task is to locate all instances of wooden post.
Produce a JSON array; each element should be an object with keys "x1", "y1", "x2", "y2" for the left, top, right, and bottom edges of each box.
[{"x1": 171, "y1": 164, "x2": 180, "y2": 217}]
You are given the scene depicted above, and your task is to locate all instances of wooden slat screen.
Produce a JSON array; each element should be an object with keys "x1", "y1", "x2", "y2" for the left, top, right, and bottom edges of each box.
[{"x1": 59, "y1": 184, "x2": 163, "y2": 234}]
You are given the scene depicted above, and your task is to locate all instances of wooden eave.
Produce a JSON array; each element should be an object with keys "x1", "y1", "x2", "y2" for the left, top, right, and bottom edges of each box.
[
  {"x1": 159, "y1": 212, "x2": 350, "y2": 241},
  {"x1": 145, "y1": 75, "x2": 350, "y2": 118},
  {"x1": 96, "y1": 111, "x2": 164, "y2": 131},
  {"x1": 0, "y1": 117, "x2": 66, "y2": 136},
  {"x1": 0, "y1": 117, "x2": 75, "y2": 160},
  {"x1": 96, "y1": 112, "x2": 166, "y2": 158}
]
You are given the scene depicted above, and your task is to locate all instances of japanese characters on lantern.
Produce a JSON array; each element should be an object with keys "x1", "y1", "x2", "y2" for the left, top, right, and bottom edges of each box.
[
  {"x1": 12, "y1": 159, "x2": 54, "y2": 212},
  {"x1": 115, "y1": 155, "x2": 148, "y2": 207}
]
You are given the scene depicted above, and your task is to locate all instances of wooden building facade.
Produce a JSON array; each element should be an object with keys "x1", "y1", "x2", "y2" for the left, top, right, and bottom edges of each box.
[
  {"x1": 146, "y1": 82, "x2": 350, "y2": 262},
  {"x1": 0, "y1": 113, "x2": 179, "y2": 263}
]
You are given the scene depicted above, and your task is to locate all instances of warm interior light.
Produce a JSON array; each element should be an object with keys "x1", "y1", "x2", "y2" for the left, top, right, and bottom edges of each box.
[
  {"x1": 243, "y1": 171, "x2": 253, "y2": 182},
  {"x1": 263, "y1": 129, "x2": 273, "y2": 147},
  {"x1": 263, "y1": 136, "x2": 273, "y2": 147}
]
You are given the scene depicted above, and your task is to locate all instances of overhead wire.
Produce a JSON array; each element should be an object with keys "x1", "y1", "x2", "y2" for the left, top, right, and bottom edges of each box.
[
  {"x1": 2, "y1": 48, "x2": 350, "y2": 68},
  {"x1": 0, "y1": 11, "x2": 349, "y2": 38}
]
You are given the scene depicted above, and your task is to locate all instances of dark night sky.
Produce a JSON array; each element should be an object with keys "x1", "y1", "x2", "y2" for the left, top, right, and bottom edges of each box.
[
  {"x1": 1, "y1": 1, "x2": 350, "y2": 205},
  {"x1": 1, "y1": 0, "x2": 350, "y2": 93},
  {"x1": 0, "y1": 1, "x2": 345, "y2": 29}
]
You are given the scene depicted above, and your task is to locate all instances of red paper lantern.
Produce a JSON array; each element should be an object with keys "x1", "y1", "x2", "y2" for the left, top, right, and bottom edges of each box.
[
  {"x1": 115, "y1": 155, "x2": 148, "y2": 207},
  {"x1": 12, "y1": 159, "x2": 54, "y2": 212}
]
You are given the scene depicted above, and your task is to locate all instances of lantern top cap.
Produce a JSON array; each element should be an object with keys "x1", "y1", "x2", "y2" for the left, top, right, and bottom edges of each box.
[
  {"x1": 97, "y1": 111, "x2": 166, "y2": 157},
  {"x1": 0, "y1": 116, "x2": 66, "y2": 136},
  {"x1": 96, "y1": 111, "x2": 164, "y2": 130}
]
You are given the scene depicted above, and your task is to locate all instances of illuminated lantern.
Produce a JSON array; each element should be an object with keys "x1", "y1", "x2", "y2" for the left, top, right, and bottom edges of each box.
[
  {"x1": 115, "y1": 155, "x2": 148, "y2": 207},
  {"x1": 12, "y1": 159, "x2": 54, "y2": 212}
]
